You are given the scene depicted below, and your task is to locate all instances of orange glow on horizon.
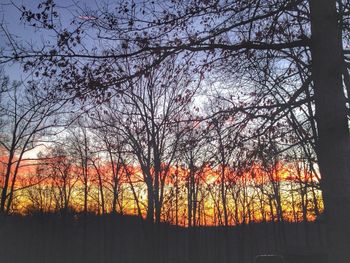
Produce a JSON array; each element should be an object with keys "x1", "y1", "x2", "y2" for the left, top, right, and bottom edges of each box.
[{"x1": 1, "y1": 154, "x2": 323, "y2": 226}]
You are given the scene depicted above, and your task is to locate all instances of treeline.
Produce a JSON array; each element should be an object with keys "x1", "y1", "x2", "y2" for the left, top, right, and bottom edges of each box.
[{"x1": 0, "y1": 66, "x2": 322, "y2": 228}]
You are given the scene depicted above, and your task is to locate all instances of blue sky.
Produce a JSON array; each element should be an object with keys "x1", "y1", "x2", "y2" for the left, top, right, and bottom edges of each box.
[{"x1": 0, "y1": 0, "x2": 100, "y2": 81}]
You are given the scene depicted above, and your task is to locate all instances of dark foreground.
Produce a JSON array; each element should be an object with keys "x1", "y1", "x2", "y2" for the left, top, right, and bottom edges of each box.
[{"x1": 0, "y1": 214, "x2": 327, "y2": 263}]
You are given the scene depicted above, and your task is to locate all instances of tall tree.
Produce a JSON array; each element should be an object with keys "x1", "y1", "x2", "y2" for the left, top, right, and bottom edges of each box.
[
  {"x1": 95, "y1": 57, "x2": 200, "y2": 222},
  {"x1": 309, "y1": 0, "x2": 350, "y2": 260}
]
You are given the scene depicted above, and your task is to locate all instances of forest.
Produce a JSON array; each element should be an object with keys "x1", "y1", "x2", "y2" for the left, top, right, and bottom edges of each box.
[{"x1": 0, "y1": 0, "x2": 349, "y2": 263}]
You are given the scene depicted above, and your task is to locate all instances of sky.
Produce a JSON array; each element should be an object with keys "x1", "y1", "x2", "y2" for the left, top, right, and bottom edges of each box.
[{"x1": 0, "y1": 0, "x2": 100, "y2": 80}]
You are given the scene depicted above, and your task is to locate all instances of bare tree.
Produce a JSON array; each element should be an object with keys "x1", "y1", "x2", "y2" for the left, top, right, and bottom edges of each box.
[
  {"x1": 44, "y1": 144, "x2": 78, "y2": 213},
  {"x1": 67, "y1": 121, "x2": 92, "y2": 214},
  {"x1": 94, "y1": 57, "x2": 201, "y2": 223},
  {"x1": 0, "y1": 80, "x2": 66, "y2": 213}
]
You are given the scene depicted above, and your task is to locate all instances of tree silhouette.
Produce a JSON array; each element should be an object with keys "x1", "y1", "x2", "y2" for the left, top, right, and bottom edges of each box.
[{"x1": 0, "y1": 0, "x2": 349, "y2": 261}]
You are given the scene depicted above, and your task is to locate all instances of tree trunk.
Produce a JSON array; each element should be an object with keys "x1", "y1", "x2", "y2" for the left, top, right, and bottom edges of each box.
[
  {"x1": 309, "y1": 0, "x2": 350, "y2": 261},
  {"x1": 187, "y1": 174, "x2": 193, "y2": 227},
  {"x1": 94, "y1": 162, "x2": 105, "y2": 215},
  {"x1": 83, "y1": 176, "x2": 88, "y2": 214},
  {"x1": 110, "y1": 153, "x2": 118, "y2": 214},
  {"x1": 154, "y1": 170, "x2": 161, "y2": 224},
  {"x1": 175, "y1": 165, "x2": 179, "y2": 226},
  {"x1": 146, "y1": 176, "x2": 154, "y2": 222},
  {"x1": 0, "y1": 150, "x2": 14, "y2": 213},
  {"x1": 221, "y1": 165, "x2": 229, "y2": 227}
]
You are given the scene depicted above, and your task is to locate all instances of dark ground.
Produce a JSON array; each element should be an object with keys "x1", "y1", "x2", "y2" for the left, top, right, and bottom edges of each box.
[{"x1": 0, "y1": 214, "x2": 328, "y2": 263}]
